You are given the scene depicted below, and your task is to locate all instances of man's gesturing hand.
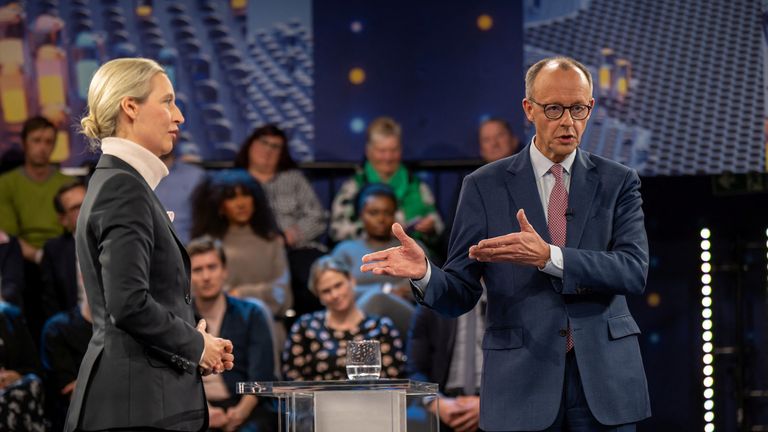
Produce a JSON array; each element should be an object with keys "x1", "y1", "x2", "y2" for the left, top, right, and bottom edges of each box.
[
  {"x1": 361, "y1": 223, "x2": 428, "y2": 279},
  {"x1": 468, "y1": 209, "x2": 550, "y2": 267}
]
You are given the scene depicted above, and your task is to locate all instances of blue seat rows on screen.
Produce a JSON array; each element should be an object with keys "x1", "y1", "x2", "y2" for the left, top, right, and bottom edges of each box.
[
  {"x1": 139, "y1": 22, "x2": 162, "y2": 41},
  {"x1": 71, "y1": 6, "x2": 89, "y2": 22},
  {"x1": 111, "y1": 42, "x2": 136, "y2": 58},
  {"x1": 167, "y1": 2, "x2": 186, "y2": 15},
  {"x1": 170, "y1": 14, "x2": 193, "y2": 29},
  {"x1": 27, "y1": 0, "x2": 318, "y2": 160},
  {"x1": 575, "y1": 108, "x2": 650, "y2": 171},
  {"x1": 524, "y1": 0, "x2": 762, "y2": 175}
]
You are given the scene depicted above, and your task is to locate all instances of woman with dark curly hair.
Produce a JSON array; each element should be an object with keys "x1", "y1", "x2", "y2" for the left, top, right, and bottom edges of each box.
[
  {"x1": 191, "y1": 169, "x2": 292, "y2": 320},
  {"x1": 235, "y1": 124, "x2": 328, "y2": 316}
]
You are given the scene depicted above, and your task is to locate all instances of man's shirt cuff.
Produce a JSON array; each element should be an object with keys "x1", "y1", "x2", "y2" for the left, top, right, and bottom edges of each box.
[
  {"x1": 539, "y1": 244, "x2": 564, "y2": 278},
  {"x1": 411, "y1": 258, "x2": 432, "y2": 294}
]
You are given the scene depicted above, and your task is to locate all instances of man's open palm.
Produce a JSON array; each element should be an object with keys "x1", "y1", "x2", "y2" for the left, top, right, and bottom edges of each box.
[{"x1": 360, "y1": 223, "x2": 428, "y2": 279}]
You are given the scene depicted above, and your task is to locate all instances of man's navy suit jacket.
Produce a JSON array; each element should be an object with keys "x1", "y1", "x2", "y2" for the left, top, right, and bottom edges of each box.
[{"x1": 418, "y1": 147, "x2": 651, "y2": 431}]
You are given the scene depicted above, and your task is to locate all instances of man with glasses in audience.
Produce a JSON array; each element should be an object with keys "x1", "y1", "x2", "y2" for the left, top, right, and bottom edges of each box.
[
  {"x1": 363, "y1": 56, "x2": 650, "y2": 431},
  {"x1": 41, "y1": 181, "x2": 86, "y2": 320}
]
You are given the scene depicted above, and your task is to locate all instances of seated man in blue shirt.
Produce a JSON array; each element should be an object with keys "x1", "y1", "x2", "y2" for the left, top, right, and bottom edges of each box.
[{"x1": 188, "y1": 236, "x2": 277, "y2": 431}]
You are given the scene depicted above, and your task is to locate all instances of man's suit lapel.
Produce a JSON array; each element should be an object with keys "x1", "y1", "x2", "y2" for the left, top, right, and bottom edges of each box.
[
  {"x1": 566, "y1": 150, "x2": 598, "y2": 248},
  {"x1": 505, "y1": 148, "x2": 551, "y2": 243}
]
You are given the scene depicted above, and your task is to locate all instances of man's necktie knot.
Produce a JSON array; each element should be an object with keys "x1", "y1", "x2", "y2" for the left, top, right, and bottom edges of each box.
[{"x1": 549, "y1": 163, "x2": 564, "y2": 180}]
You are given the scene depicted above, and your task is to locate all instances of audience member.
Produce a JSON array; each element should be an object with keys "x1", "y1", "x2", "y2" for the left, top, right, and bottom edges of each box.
[
  {"x1": 331, "y1": 183, "x2": 423, "y2": 302},
  {"x1": 0, "y1": 301, "x2": 45, "y2": 431},
  {"x1": 0, "y1": 116, "x2": 74, "y2": 263},
  {"x1": 282, "y1": 256, "x2": 405, "y2": 381},
  {"x1": 191, "y1": 170, "x2": 292, "y2": 347},
  {"x1": 330, "y1": 116, "x2": 443, "y2": 246},
  {"x1": 0, "y1": 231, "x2": 24, "y2": 308},
  {"x1": 407, "y1": 299, "x2": 485, "y2": 432},
  {"x1": 40, "y1": 293, "x2": 93, "y2": 431},
  {"x1": 234, "y1": 124, "x2": 327, "y2": 316},
  {"x1": 40, "y1": 181, "x2": 85, "y2": 320},
  {"x1": 188, "y1": 236, "x2": 277, "y2": 432},
  {"x1": 0, "y1": 116, "x2": 74, "y2": 343},
  {"x1": 235, "y1": 124, "x2": 327, "y2": 250},
  {"x1": 478, "y1": 118, "x2": 520, "y2": 163},
  {"x1": 155, "y1": 150, "x2": 206, "y2": 245}
]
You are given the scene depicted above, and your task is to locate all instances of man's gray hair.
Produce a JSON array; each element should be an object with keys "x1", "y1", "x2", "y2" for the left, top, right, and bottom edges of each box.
[{"x1": 525, "y1": 56, "x2": 593, "y2": 99}]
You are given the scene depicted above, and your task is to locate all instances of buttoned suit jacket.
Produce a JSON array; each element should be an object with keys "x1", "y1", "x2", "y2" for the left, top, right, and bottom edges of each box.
[
  {"x1": 65, "y1": 155, "x2": 207, "y2": 431},
  {"x1": 418, "y1": 146, "x2": 651, "y2": 431}
]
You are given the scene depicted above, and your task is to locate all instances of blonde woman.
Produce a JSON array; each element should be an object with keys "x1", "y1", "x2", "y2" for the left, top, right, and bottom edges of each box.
[
  {"x1": 65, "y1": 58, "x2": 234, "y2": 432},
  {"x1": 282, "y1": 256, "x2": 405, "y2": 381}
]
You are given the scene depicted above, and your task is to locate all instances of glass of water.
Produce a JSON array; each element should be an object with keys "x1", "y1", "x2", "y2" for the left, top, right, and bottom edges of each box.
[{"x1": 345, "y1": 340, "x2": 381, "y2": 380}]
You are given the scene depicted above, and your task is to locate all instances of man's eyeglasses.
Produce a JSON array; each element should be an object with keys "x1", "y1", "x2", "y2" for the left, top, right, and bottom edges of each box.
[{"x1": 528, "y1": 98, "x2": 592, "y2": 120}]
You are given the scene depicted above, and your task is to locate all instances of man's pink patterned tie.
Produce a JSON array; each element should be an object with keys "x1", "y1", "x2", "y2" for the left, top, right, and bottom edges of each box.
[{"x1": 547, "y1": 163, "x2": 573, "y2": 352}]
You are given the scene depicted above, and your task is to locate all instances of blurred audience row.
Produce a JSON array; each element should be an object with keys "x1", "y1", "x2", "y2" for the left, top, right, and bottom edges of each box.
[{"x1": 0, "y1": 114, "x2": 518, "y2": 431}]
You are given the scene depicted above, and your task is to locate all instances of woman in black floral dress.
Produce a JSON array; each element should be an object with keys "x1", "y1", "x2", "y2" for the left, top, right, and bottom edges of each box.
[{"x1": 282, "y1": 256, "x2": 405, "y2": 381}]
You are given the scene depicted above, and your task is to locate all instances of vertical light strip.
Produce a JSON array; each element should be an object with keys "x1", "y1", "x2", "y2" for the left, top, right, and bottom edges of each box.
[{"x1": 700, "y1": 228, "x2": 714, "y2": 432}]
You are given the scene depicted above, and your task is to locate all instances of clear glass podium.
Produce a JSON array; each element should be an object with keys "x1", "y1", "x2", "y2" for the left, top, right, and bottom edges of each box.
[{"x1": 237, "y1": 379, "x2": 439, "y2": 432}]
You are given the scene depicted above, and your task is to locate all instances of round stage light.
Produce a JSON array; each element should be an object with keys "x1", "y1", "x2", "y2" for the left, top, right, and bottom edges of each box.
[
  {"x1": 349, "y1": 117, "x2": 366, "y2": 133},
  {"x1": 477, "y1": 14, "x2": 493, "y2": 31},
  {"x1": 349, "y1": 67, "x2": 366, "y2": 85},
  {"x1": 700, "y1": 228, "x2": 711, "y2": 239},
  {"x1": 646, "y1": 292, "x2": 660, "y2": 307}
]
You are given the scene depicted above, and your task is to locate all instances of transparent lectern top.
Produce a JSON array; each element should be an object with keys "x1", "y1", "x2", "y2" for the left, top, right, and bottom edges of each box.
[{"x1": 237, "y1": 379, "x2": 438, "y2": 397}]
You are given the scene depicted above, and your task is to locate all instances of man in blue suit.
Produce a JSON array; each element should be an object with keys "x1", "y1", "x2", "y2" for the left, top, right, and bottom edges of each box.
[{"x1": 362, "y1": 56, "x2": 650, "y2": 431}]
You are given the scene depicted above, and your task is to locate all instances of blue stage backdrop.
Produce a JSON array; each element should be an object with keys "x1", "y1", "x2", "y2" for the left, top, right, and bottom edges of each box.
[{"x1": 312, "y1": 0, "x2": 524, "y2": 162}]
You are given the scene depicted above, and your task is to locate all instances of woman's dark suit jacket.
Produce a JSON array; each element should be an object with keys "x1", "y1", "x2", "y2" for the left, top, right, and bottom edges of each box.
[{"x1": 65, "y1": 155, "x2": 207, "y2": 431}]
